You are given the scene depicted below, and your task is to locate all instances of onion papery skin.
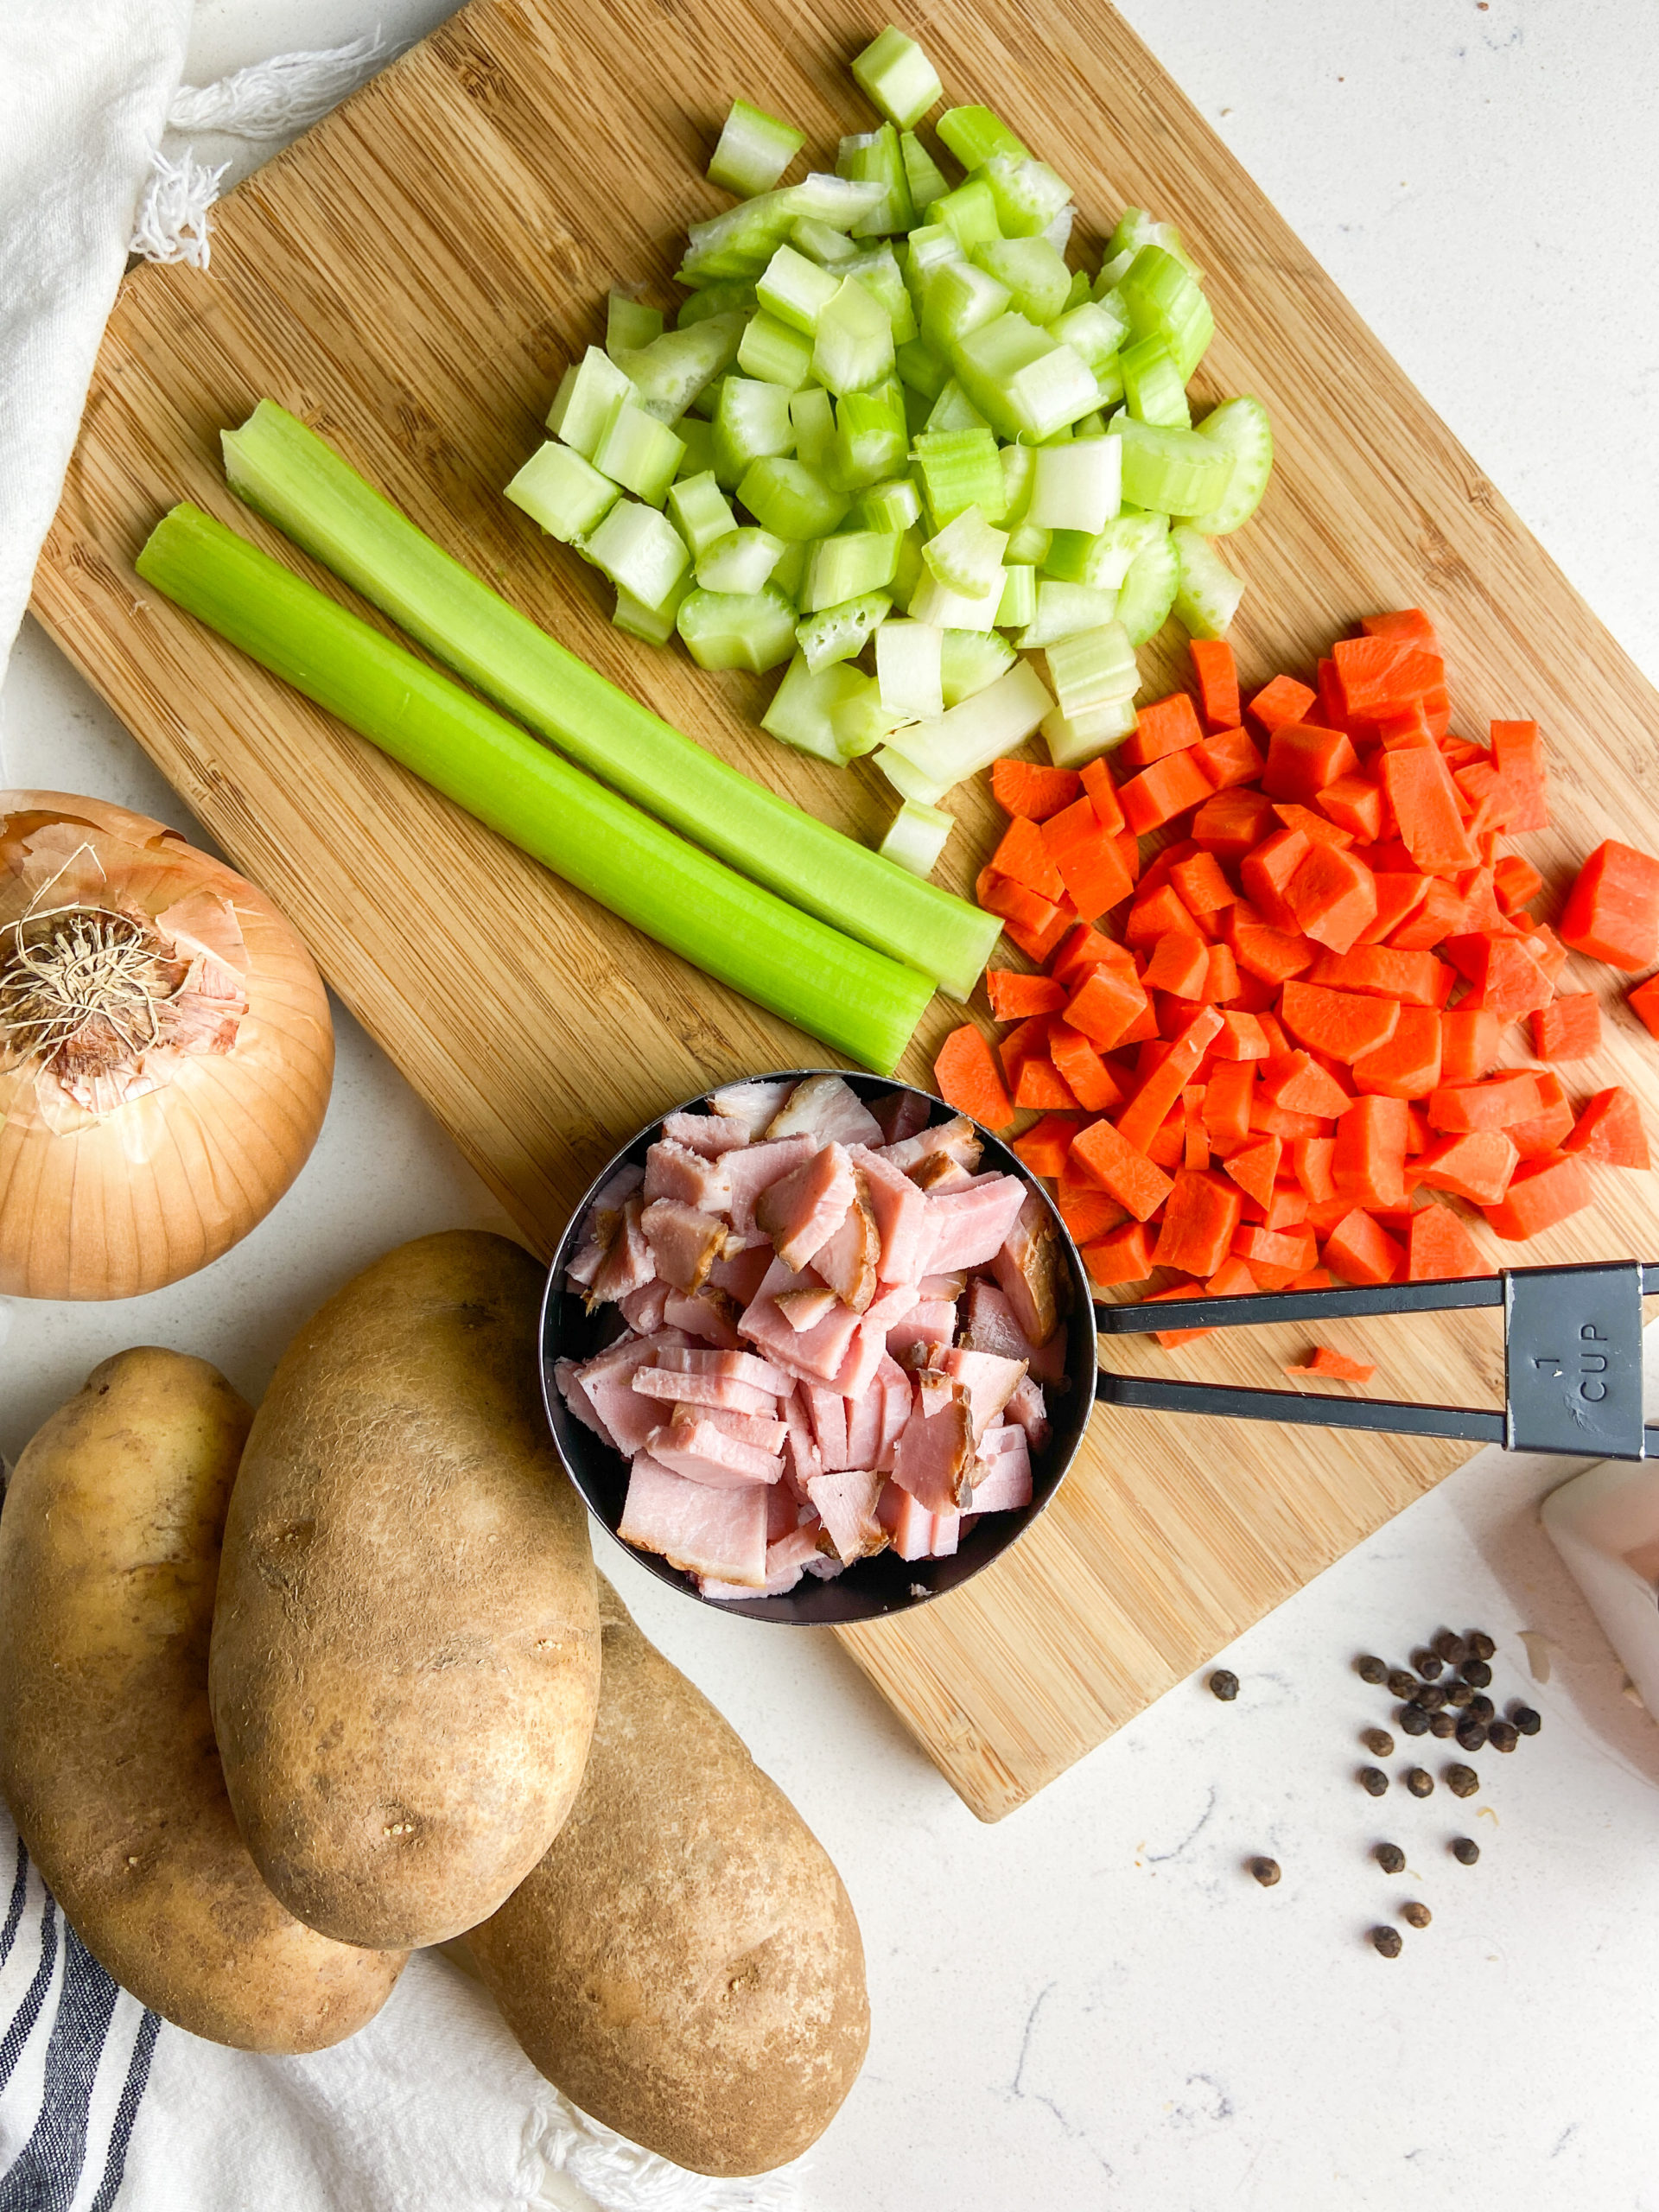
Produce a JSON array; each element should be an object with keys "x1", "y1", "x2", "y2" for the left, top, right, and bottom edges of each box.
[{"x1": 0, "y1": 792, "x2": 334, "y2": 1300}]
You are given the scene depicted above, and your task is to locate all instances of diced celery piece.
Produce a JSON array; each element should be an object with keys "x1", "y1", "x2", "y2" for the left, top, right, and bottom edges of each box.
[
  {"x1": 901, "y1": 381, "x2": 933, "y2": 438},
  {"x1": 937, "y1": 105, "x2": 1027, "y2": 169},
  {"x1": 673, "y1": 417, "x2": 716, "y2": 479},
  {"x1": 912, "y1": 427, "x2": 1004, "y2": 528},
  {"x1": 677, "y1": 281, "x2": 757, "y2": 328},
  {"x1": 905, "y1": 222, "x2": 964, "y2": 286},
  {"x1": 757, "y1": 244, "x2": 842, "y2": 334},
  {"x1": 998, "y1": 442, "x2": 1035, "y2": 525},
  {"x1": 853, "y1": 27, "x2": 944, "y2": 130},
  {"x1": 676, "y1": 583, "x2": 797, "y2": 671},
  {"x1": 1088, "y1": 284, "x2": 1133, "y2": 349},
  {"x1": 1074, "y1": 410, "x2": 1108, "y2": 439},
  {"x1": 1036, "y1": 422, "x2": 1075, "y2": 448},
  {"x1": 812, "y1": 276, "x2": 895, "y2": 395},
  {"x1": 1044, "y1": 620, "x2": 1138, "y2": 718},
  {"x1": 922, "y1": 258, "x2": 1010, "y2": 351},
  {"x1": 1049, "y1": 299, "x2": 1126, "y2": 380},
  {"x1": 582, "y1": 499, "x2": 692, "y2": 610},
  {"x1": 971, "y1": 236, "x2": 1071, "y2": 326},
  {"x1": 1095, "y1": 250, "x2": 1135, "y2": 295},
  {"x1": 796, "y1": 588, "x2": 892, "y2": 672},
  {"x1": 737, "y1": 456, "x2": 851, "y2": 540},
  {"x1": 1044, "y1": 207, "x2": 1075, "y2": 259},
  {"x1": 771, "y1": 537, "x2": 809, "y2": 603},
  {"x1": 855, "y1": 475, "x2": 921, "y2": 533},
  {"x1": 1042, "y1": 693, "x2": 1139, "y2": 768},
  {"x1": 1119, "y1": 245, "x2": 1213, "y2": 380},
  {"x1": 875, "y1": 743, "x2": 951, "y2": 806},
  {"x1": 940, "y1": 627, "x2": 1015, "y2": 705},
  {"x1": 789, "y1": 386, "x2": 836, "y2": 473},
  {"x1": 1017, "y1": 580, "x2": 1120, "y2": 647},
  {"x1": 1062, "y1": 269, "x2": 1092, "y2": 313},
  {"x1": 982, "y1": 154, "x2": 1072, "y2": 240},
  {"x1": 880, "y1": 798, "x2": 954, "y2": 877},
  {"x1": 1179, "y1": 396, "x2": 1274, "y2": 535},
  {"x1": 802, "y1": 530, "x2": 901, "y2": 610},
  {"x1": 832, "y1": 677, "x2": 906, "y2": 758},
  {"x1": 696, "y1": 526, "x2": 785, "y2": 593},
  {"x1": 900, "y1": 130, "x2": 952, "y2": 214},
  {"x1": 613, "y1": 575, "x2": 690, "y2": 646},
  {"x1": 790, "y1": 217, "x2": 861, "y2": 269},
  {"x1": 613, "y1": 315, "x2": 746, "y2": 423},
  {"x1": 1108, "y1": 208, "x2": 1200, "y2": 278},
  {"x1": 1171, "y1": 524, "x2": 1244, "y2": 639},
  {"x1": 842, "y1": 245, "x2": 918, "y2": 343},
  {"x1": 1027, "y1": 435, "x2": 1122, "y2": 535},
  {"x1": 549, "y1": 346, "x2": 632, "y2": 457},
  {"x1": 876, "y1": 616, "x2": 944, "y2": 720},
  {"x1": 680, "y1": 192, "x2": 798, "y2": 284},
  {"x1": 1121, "y1": 334, "x2": 1191, "y2": 429},
  {"x1": 709, "y1": 99, "x2": 805, "y2": 197},
  {"x1": 1109, "y1": 416, "x2": 1236, "y2": 515},
  {"x1": 690, "y1": 373, "x2": 728, "y2": 424},
  {"x1": 1005, "y1": 521, "x2": 1051, "y2": 567},
  {"x1": 1039, "y1": 529, "x2": 1091, "y2": 580},
  {"x1": 907, "y1": 568, "x2": 1001, "y2": 633},
  {"x1": 922, "y1": 505, "x2": 1008, "y2": 599},
  {"x1": 836, "y1": 124, "x2": 913, "y2": 238},
  {"x1": 1046, "y1": 508, "x2": 1164, "y2": 591},
  {"x1": 887, "y1": 524, "x2": 925, "y2": 613},
  {"x1": 738, "y1": 310, "x2": 815, "y2": 390},
  {"x1": 950, "y1": 311, "x2": 1049, "y2": 437},
  {"x1": 668, "y1": 470, "x2": 738, "y2": 558},
  {"x1": 607, "y1": 292, "x2": 664, "y2": 355},
  {"x1": 785, "y1": 173, "x2": 888, "y2": 229},
  {"x1": 1005, "y1": 340, "x2": 1100, "y2": 442},
  {"x1": 505, "y1": 441, "x2": 619, "y2": 543},
  {"x1": 885, "y1": 659, "x2": 1055, "y2": 787},
  {"x1": 761, "y1": 651, "x2": 872, "y2": 762},
  {"x1": 830, "y1": 381, "x2": 907, "y2": 489},
  {"x1": 925, "y1": 379, "x2": 989, "y2": 435},
  {"x1": 895, "y1": 335, "x2": 949, "y2": 401},
  {"x1": 591, "y1": 397, "x2": 685, "y2": 506},
  {"x1": 994, "y1": 563, "x2": 1036, "y2": 630},
  {"x1": 714, "y1": 377, "x2": 796, "y2": 487},
  {"x1": 926, "y1": 177, "x2": 1001, "y2": 255},
  {"x1": 1115, "y1": 529, "x2": 1181, "y2": 645}
]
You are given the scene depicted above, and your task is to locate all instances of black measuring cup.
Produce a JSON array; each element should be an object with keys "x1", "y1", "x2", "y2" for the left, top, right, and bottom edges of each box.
[{"x1": 540, "y1": 1069, "x2": 1658, "y2": 1625}]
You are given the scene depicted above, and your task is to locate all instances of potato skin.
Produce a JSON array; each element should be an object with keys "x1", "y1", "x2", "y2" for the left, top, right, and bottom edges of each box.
[
  {"x1": 0, "y1": 1348, "x2": 404, "y2": 2051},
  {"x1": 210, "y1": 1231, "x2": 600, "y2": 1949},
  {"x1": 468, "y1": 1577, "x2": 869, "y2": 2177}
]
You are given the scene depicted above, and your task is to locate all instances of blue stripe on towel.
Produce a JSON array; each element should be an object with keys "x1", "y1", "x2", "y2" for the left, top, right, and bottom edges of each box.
[
  {"x1": 0, "y1": 1844, "x2": 28, "y2": 1974},
  {"x1": 0, "y1": 1897, "x2": 58, "y2": 2099},
  {"x1": 0, "y1": 1926, "x2": 121, "y2": 2210},
  {"x1": 86, "y1": 2010, "x2": 160, "y2": 2212}
]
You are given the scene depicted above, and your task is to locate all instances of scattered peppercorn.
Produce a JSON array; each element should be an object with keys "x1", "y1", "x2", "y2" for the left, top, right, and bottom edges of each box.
[
  {"x1": 1511, "y1": 1705, "x2": 1542, "y2": 1736},
  {"x1": 1359, "y1": 1765, "x2": 1389, "y2": 1796},
  {"x1": 1250, "y1": 1856, "x2": 1281, "y2": 1887},
  {"x1": 1468, "y1": 1630, "x2": 1496, "y2": 1661},
  {"x1": 1469, "y1": 1692, "x2": 1494, "y2": 1720},
  {"x1": 1412, "y1": 1682, "x2": 1448, "y2": 1712},
  {"x1": 1414, "y1": 1650, "x2": 1445, "y2": 1680},
  {"x1": 1461, "y1": 1659, "x2": 1493, "y2": 1688},
  {"x1": 1401, "y1": 1901, "x2": 1432, "y2": 1929},
  {"x1": 1362, "y1": 1727, "x2": 1395, "y2": 1757},
  {"x1": 1356, "y1": 1655, "x2": 1389, "y2": 1684},
  {"x1": 1434, "y1": 1630, "x2": 1469, "y2": 1665},
  {"x1": 1452, "y1": 1837, "x2": 1480, "y2": 1865},
  {"x1": 1374, "y1": 1841, "x2": 1406, "y2": 1873},
  {"x1": 1456, "y1": 1718, "x2": 1488, "y2": 1753},
  {"x1": 1405, "y1": 1767, "x2": 1433, "y2": 1797},
  {"x1": 1429, "y1": 1710, "x2": 1457, "y2": 1739},
  {"x1": 1489, "y1": 1719, "x2": 1519, "y2": 1753},
  {"x1": 1446, "y1": 1681, "x2": 1473, "y2": 1709},
  {"x1": 1209, "y1": 1669, "x2": 1240, "y2": 1701},
  {"x1": 1370, "y1": 1926, "x2": 1403, "y2": 1957},
  {"x1": 1387, "y1": 1669, "x2": 1418, "y2": 1700},
  {"x1": 1397, "y1": 1703, "x2": 1431, "y2": 1737},
  {"x1": 1446, "y1": 1764, "x2": 1479, "y2": 1798}
]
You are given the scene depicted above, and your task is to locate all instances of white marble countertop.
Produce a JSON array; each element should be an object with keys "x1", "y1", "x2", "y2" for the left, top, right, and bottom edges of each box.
[{"x1": 7, "y1": 3, "x2": 1659, "y2": 2205}]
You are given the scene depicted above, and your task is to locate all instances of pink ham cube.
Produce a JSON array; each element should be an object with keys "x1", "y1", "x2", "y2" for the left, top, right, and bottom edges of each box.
[
  {"x1": 707, "y1": 1243, "x2": 774, "y2": 1305},
  {"x1": 723, "y1": 1135, "x2": 817, "y2": 1235},
  {"x1": 675, "y1": 1404, "x2": 788, "y2": 1453},
  {"x1": 620, "y1": 1457, "x2": 767, "y2": 1585},
  {"x1": 842, "y1": 1384, "x2": 884, "y2": 1471},
  {"x1": 619, "y1": 1279, "x2": 671, "y2": 1335},
  {"x1": 763, "y1": 1073, "x2": 883, "y2": 1147},
  {"x1": 935, "y1": 1347, "x2": 1027, "y2": 1436},
  {"x1": 661, "y1": 1109, "x2": 752, "y2": 1157},
  {"x1": 777, "y1": 1287, "x2": 840, "y2": 1332},
  {"x1": 1005, "y1": 1374, "x2": 1052, "y2": 1452},
  {"x1": 879, "y1": 1114, "x2": 982, "y2": 1178},
  {"x1": 968, "y1": 1425, "x2": 1033, "y2": 1514},
  {"x1": 767, "y1": 1479, "x2": 804, "y2": 1542},
  {"x1": 574, "y1": 1329, "x2": 689, "y2": 1455},
  {"x1": 919, "y1": 1175, "x2": 1027, "y2": 1274},
  {"x1": 869, "y1": 1088, "x2": 931, "y2": 1145},
  {"x1": 661, "y1": 1287, "x2": 745, "y2": 1349},
  {"x1": 754, "y1": 1142, "x2": 855, "y2": 1270},
  {"x1": 644, "y1": 1137, "x2": 733, "y2": 1212},
  {"x1": 927, "y1": 1509, "x2": 961, "y2": 1558},
  {"x1": 655, "y1": 1347, "x2": 790, "y2": 1393},
  {"x1": 649, "y1": 1415, "x2": 785, "y2": 1490},
  {"x1": 804, "y1": 1386, "x2": 848, "y2": 1467},
  {"x1": 806, "y1": 1470, "x2": 888, "y2": 1561},
  {"x1": 641, "y1": 1198, "x2": 729, "y2": 1292},
  {"x1": 886, "y1": 1299, "x2": 957, "y2": 1363},
  {"x1": 553, "y1": 1357, "x2": 609, "y2": 1446},
  {"x1": 850, "y1": 1145, "x2": 932, "y2": 1285},
  {"x1": 589, "y1": 1195, "x2": 656, "y2": 1304},
  {"x1": 877, "y1": 1478, "x2": 936, "y2": 1562},
  {"x1": 708, "y1": 1077, "x2": 797, "y2": 1135},
  {"x1": 632, "y1": 1366, "x2": 774, "y2": 1415},
  {"x1": 780, "y1": 1392, "x2": 823, "y2": 1498},
  {"x1": 741, "y1": 1288, "x2": 863, "y2": 1385},
  {"x1": 992, "y1": 1190, "x2": 1065, "y2": 1345},
  {"x1": 891, "y1": 1380, "x2": 976, "y2": 1515}
]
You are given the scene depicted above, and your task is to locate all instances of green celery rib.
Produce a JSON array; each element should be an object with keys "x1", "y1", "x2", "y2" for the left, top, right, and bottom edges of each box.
[
  {"x1": 221, "y1": 402, "x2": 998, "y2": 1000},
  {"x1": 135, "y1": 505, "x2": 933, "y2": 1075}
]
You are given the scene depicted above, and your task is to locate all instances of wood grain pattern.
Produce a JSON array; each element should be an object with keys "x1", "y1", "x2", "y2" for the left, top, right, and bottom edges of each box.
[{"x1": 31, "y1": 0, "x2": 1659, "y2": 1820}]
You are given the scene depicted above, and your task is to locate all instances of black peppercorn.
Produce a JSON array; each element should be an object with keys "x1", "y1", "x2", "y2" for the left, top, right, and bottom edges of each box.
[
  {"x1": 1414, "y1": 1649, "x2": 1445, "y2": 1680},
  {"x1": 1401, "y1": 1901, "x2": 1432, "y2": 1929},
  {"x1": 1429, "y1": 1710, "x2": 1457, "y2": 1738},
  {"x1": 1452, "y1": 1836, "x2": 1480, "y2": 1865},
  {"x1": 1489, "y1": 1719, "x2": 1519, "y2": 1753},
  {"x1": 1456, "y1": 1717, "x2": 1488, "y2": 1753},
  {"x1": 1359, "y1": 1765, "x2": 1389, "y2": 1796},
  {"x1": 1397, "y1": 1703, "x2": 1431, "y2": 1737},
  {"x1": 1374, "y1": 1841, "x2": 1406, "y2": 1873},
  {"x1": 1446, "y1": 1681, "x2": 1473, "y2": 1708},
  {"x1": 1434, "y1": 1630, "x2": 1470, "y2": 1665},
  {"x1": 1387, "y1": 1668, "x2": 1418, "y2": 1700},
  {"x1": 1446, "y1": 1764, "x2": 1479, "y2": 1798},
  {"x1": 1511, "y1": 1704, "x2": 1542, "y2": 1736},
  {"x1": 1412, "y1": 1681, "x2": 1448, "y2": 1711},
  {"x1": 1363, "y1": 1727, "x2": 1395, "y2": 1758},
  {"x1": 1250, "y1": 1857, "x2": 1281, "y2": 1887},
  {"x1": 1469, "y1": 1693, "x2": 1495, "y2": 1720},
  {"x1": 1370, "y1": 1925, "x2": 1403, "y2": 1957},
  {"x1": 1461, "y1": 1659, "x2": 1492, "y2": 1688},
  {"x1": 1405, "y1": 1767, "x2": 1433, "y2": 1797},
  {"x1": 1209, "y1": 1669, "x2": 1240, "y2": 1701},
  {"x1": 1468, "y1": 1630, "x2": 1496, "y2": 1661},
  {"x1": 1356, "y1": 1655, "x2": 1389, "y2": 1684}
]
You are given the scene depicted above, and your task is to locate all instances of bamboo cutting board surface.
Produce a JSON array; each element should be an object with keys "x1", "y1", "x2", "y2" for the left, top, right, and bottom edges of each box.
[{"x1": 31, "y1": 0, "x2": 1659, "y2": 1821}]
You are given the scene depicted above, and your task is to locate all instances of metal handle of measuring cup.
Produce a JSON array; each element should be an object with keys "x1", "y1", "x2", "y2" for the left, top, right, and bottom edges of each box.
[{"x1": 1090, "y1": 1262, "x2": 1659, "y2": 1462}]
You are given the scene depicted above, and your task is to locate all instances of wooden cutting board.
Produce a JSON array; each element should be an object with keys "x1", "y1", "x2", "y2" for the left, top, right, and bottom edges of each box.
[{"x1": 32, "y1": 0, "x2": 1659, "y2": 1821}]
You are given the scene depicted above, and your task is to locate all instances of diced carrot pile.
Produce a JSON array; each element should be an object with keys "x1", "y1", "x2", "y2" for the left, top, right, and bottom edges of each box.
[{"x1": 935, "y1": 613, "x2": 1659, "y2": 1342}]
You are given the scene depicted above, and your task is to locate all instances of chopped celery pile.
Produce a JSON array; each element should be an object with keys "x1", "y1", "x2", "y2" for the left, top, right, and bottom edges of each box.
[{"x1": 504, "y1": 21, "x2": 1274, "y2": 857}]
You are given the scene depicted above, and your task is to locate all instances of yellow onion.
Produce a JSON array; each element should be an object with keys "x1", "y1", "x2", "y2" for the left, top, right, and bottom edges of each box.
[{"x1": 0, "y1": 792, "x2": 333, "y2": 1300}]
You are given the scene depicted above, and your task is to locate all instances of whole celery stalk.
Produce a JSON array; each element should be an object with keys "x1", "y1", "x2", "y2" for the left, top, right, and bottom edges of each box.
[
  {"x1": 135, "y1": 505, "x2": 934, "y2": 1074},
  {"x1": 222, "y1": 403, "x2": 998, "y2": 1000}
]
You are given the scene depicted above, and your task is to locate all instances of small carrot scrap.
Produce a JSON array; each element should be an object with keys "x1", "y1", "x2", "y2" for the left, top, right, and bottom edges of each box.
[
  {"x1": 1081, "y1": 1218, "x2": 1154, "y2": 1287},
  {"x1": 1323, "y1": 1208, "x2": 1406, "y2": 1286},
  {"x1": 1482, "y1": 1152, "x2": 1594, "y2": 1241},
  {"x1": 1530, "y1": 994, "x2": 1602, "y2": 1062},
  {"x1": 1192, "y1": 786, "x2": 1275, "y2": 859},
  {"x1": 934, "y1": 1024, "x2": 1014, "y2": 1132},
  {"x1": 1628, "y1": 972, "x2": 1659, "y2": 1040},
  {"x1": 1119, "y1": 749, "x2": 1216, "y2": 836},
  {"x1": 1351, "y1": 1006, "x2": 1442, "y2": 1100},
  {"x1": 1562, "y1": 1086, "x2": 1649, "y2": 1170},
  {"x1": 1262, "y1": 723, "x2": 1359, "y2": 807},
  {"x1": 1279, "y1": 981, "x2": 1400, "y2": 1061},
  {"x1": 1071, "y1": 1117, "x2": 1175, "y2": 1222},
  {"x1": 1014, "y1": 1053, "x2": 1078, "y2": 1111},
  {"x1": 1246, "y1": 673, "x2": 1318, "y2": 735},
  {"x1": 1411, "y1": 1129, "x2": 1518, "y2": 1206},
  {"x1": 1079, "y1": 756, "x2": 1127, "y2": 835},
  {"x1": 1285, "y1": 1344, "x2": 1376, "y2": 1383},
  {"x1": 989, "y1": 815, "x2": 1067, "y2": 901},
  {"x1": 1152, "y1": 1169, "x2": 1243, "y2": 1277},
  {"x1": 1559, "y1": 840, "x2": 1659, "y2": 970},
  {"x1": 1378, "y1": 747, "x2": 1479, "y2": 874},
  {"x1": 986, "y1": 969, "x2": 1067, "y2": 1020},
  {"x1": 1122, "y1": 690, "x2": 1205, "y2": 768},
  {"x1": 1439, "y1": 1006, "x2": 1502, "y2": 1085},
  {"x1": 1041, "y1": 798, "x2": 1136, "y2": 920},
  {"x1": 1049, "y1": 1020, "x2": 1124, "y2": 1113},
  {"x1": 1011, "y1": 1113, "x2": 1080, "y2": 1179},
  {"x1": 1189, "y1": 639, "x2": 1240, "y2": 732},
  {"x1": 1406, "y1": 1204, "x2": 1492, "y2": 1282},
  {"x1": 990, "y1": 758, "x2": 1083, "y2": 821}
]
